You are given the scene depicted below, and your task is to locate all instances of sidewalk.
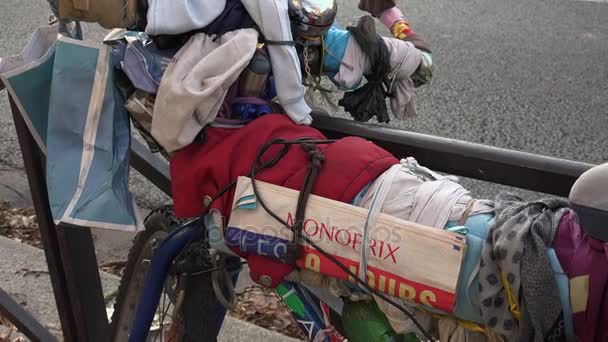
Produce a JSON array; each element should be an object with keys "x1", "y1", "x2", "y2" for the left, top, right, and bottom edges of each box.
[
  {"x1": 0, "y1": 235, "x2": 299, "y2": 342},
  {"x1": 0, "y1": 165, "x2": 299, "y2": 341}
]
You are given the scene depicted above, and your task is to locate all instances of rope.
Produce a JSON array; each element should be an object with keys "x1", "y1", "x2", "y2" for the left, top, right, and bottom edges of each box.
[{"x1": 286, "y1": 142, "x2": 325, "y2": 266}]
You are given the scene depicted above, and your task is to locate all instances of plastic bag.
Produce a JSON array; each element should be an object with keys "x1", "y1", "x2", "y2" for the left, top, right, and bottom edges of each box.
[{"x1": 338, "y1": 16, "x2": 392, "y2": 123}]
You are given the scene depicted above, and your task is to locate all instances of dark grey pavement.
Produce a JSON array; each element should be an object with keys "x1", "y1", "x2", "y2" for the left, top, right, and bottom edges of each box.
[
  {"x1": 337, "y1": 0, "x2": 608, "y2": 198},
  {"x1": 336, "y1": 0, "x2": 608, "y2": 164},
  {"x1": 1, "y1": 0, "x2": 607, "y2": 202}
]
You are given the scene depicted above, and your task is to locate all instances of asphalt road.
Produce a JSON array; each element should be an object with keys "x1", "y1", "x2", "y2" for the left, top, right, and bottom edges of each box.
[{"x1": 0, "y1": 0, "x2": 607, "y2": 204}]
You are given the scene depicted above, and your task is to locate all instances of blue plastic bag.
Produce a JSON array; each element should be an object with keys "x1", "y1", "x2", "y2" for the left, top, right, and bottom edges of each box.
[{"x1": 1, "y1": 27, "x2": 143, "y2": 231}]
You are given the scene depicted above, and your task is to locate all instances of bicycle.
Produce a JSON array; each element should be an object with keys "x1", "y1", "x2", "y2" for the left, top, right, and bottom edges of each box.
[
  {"x1": 110, "y1": 135, "x2": 439, "y2": 342},
  {"x1": 110, "y1": 204, "x2": 349, "y2": 342},
  {"x1": 110, "y1": 137, "x2": 372, "y2": 342}
]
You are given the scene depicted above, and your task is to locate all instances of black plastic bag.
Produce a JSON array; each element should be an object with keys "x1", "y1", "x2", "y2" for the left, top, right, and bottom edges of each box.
[{"x1": 338, "y1": 16, "x2": 392, "y2": 123}]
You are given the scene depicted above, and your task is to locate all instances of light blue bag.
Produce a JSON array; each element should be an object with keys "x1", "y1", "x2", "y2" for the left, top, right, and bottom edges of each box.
[{"x1": 1, "y1": 26, "x2": 143, "y2": 232}]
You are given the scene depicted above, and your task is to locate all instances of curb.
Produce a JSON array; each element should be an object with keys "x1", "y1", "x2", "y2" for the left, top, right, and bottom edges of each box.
[{"x1": 0, "y1": 235, "x2": 301, "y2": 341}]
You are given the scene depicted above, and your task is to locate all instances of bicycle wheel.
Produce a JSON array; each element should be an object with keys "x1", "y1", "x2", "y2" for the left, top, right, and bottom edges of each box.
[{"x1": 110, "y1": 205, "x2": 219, "y2": 342}]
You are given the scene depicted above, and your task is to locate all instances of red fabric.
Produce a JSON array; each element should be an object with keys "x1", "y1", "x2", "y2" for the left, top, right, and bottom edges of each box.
[
  {"x1": 247, "y1": 255, "x2": 294, "y2": 288},
  {"x1": 170, "y1": 114, "x2": 397, "y2": 286},
  {"x1": 170, "y1": 114, "x2": 398, "y2": 219}
]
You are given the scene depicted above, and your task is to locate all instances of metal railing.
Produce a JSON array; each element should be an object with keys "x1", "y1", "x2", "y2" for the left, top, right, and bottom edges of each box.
[{"x1": 311, "y1": 113, "x2": 593, "y2": 197}]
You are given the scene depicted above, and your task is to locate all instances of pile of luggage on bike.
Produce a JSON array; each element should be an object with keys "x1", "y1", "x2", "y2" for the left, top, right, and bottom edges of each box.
[{"x1": 6, "y1": 0, "x2": 605, "y2": 341}]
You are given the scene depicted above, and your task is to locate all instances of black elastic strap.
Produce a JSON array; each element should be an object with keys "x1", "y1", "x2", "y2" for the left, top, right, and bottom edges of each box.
[
  {"x1": 264, "y1": 39, "x2": 317, "y2": 48},
  {"x1": 571, "y1": 204, "x2": 608, "y2": 241},
  {"x1": 285, "y1": 143, "x2": 325, "y2": 266},
  {"x1": 264, "y1": 39, "x2": 298, "y2": 46}
]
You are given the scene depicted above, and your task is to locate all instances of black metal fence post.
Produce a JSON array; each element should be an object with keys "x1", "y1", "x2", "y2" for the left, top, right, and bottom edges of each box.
[
  {"x1": 9, "y1": 97, "x2": 110, "y2": 342},
  {"x1": 0, "y1": 287, "x2": 57, "y2": 341}
]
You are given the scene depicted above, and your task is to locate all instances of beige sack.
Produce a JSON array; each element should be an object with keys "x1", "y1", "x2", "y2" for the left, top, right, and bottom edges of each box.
[{"x1": 59, "y1": 0, "x2": 139, "y2": 29}]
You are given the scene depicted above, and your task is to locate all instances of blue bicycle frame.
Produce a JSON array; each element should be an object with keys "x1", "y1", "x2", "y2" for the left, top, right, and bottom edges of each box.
[{"x1": 128, "y1": 219, "x2": 343, "y2": 342}]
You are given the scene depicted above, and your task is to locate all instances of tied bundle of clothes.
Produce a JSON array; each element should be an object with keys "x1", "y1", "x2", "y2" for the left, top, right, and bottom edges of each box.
[{"x1": 55, "y1": 0, "x2": 434, "y2": 154}]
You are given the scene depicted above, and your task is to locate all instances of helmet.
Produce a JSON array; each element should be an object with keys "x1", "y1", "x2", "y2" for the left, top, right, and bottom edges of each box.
[{"x1": 288, "y1": 0, "x2": 338, "y2": 39}]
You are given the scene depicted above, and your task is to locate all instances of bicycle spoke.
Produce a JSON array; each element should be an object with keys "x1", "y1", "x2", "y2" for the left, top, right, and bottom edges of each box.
[
  {"x1": 159, "y1": 277, "x2": 180, "y2": 342},
  {"x1": 160, "y1": 291, "x2": 168, "y2": 342}
]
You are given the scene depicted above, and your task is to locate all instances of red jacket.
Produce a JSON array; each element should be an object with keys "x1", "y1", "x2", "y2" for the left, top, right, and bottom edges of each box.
[{"x1": 170, "y1": 114, "x2": 397, "y2": 219}]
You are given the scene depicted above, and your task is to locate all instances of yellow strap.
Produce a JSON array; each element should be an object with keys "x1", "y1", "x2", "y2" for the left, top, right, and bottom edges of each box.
[
  {"x1": 390, "y1": 20, "x2": 411, "y2": 40},
  {"x1": 459, "y1": 320, "x2": 487, "y2": 334},
  {"x1": 500, "y1": 272, "x2": 521, "y2": 321},
  {"x1": 415, "y1": 271, "x2": 519, "y2": 338},
  {"x1": 417, "y1": 307, "x2": 489, "y2": 335}
]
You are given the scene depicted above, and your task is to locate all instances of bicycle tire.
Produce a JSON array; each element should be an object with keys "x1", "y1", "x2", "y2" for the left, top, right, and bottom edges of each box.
[
  {"x1": 110, "y1": 205, "x2": 219, "y2": 342},
  {"x1": 174, "y1": 233, "x2": 219, "y2": 342}
]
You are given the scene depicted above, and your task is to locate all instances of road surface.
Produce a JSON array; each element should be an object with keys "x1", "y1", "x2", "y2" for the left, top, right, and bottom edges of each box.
[{"x1": 0, "y1": 0, "x2": 606, "y2": 202}]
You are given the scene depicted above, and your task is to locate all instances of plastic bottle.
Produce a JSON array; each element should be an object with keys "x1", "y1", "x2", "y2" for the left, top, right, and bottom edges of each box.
[
  {"x1": 340, "y1": 300, "x2": 422, "y2": 342},
  {"x1": 238, "y1": 48, "x2": 271, "y2": 98}
]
